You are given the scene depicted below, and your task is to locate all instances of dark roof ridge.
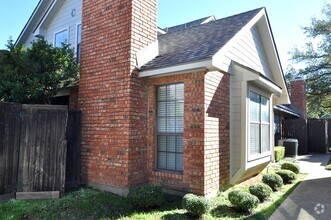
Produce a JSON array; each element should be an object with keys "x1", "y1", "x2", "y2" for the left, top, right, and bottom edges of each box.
[{"x1": 161, "y1": 7, "x2": 264, "y2": 37}]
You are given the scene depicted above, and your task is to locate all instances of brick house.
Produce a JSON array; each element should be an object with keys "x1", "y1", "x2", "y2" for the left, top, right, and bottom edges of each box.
[{"x1": 16, "y1": 0, "x2": 290, "y2": 198}]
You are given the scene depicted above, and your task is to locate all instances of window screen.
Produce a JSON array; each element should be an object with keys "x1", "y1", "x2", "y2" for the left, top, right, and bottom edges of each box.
[
  {"x1": 156, "y1": 83, "x2": 184, "y2": 172},
  {"x1": 54, "y1": 30, "x2": 68, "y2": 48}
]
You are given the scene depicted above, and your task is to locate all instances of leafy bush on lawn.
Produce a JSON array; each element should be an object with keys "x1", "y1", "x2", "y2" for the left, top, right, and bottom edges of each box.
[
  {"x1": 128, "y1": 185, "x2": 164, "y2": 210},
  {"x1": 228, "y1": 189, "x2": 259, "y2": 212},
  {"x1": 262, "y1": 173, "x2": 283, "y2": 191},
  {"x1": 249, "y1": 183, "x2": 273, "y2": 202},
  {"x1": 276, "y1": 170, "x2": 297, "y2": 184},
  {"x1": 182, "y1": 193, "x2": 209, "y2": 217},
  {"x1": 281, "y1": 162, "x2": 300, "y2": 174},
  {"x1": 274, "y1": 146, "x2": 285, "y2": 162}
]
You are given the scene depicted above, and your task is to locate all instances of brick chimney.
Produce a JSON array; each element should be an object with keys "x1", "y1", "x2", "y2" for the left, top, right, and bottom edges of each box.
[
  {"x1": 78, "y1": 0, "x2": 157, "y2": 196},
  {"x1": 290, "y1": 77, "x2": 307, "y2": 119}
]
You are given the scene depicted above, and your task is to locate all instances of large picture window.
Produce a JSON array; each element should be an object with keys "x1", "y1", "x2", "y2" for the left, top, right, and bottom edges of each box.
[
  {"x1": 249, "y1": 90, "x2": 270, "y2": 157},
  {"x1": 54, "y1": 29, "x2": 68, "y2": 48},
  {"x1": 156, "y1": 83, "x2": 184, "y2": 172}
]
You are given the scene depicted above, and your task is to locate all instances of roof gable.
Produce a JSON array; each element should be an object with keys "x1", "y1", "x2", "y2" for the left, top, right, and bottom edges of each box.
[{"x1": 141, "y1": 8, "x2": 263, "y2": 71}]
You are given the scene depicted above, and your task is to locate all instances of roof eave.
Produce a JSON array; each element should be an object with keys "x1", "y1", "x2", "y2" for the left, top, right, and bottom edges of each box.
[
  {"x1": 139, "y1": 59, "x2": 214, "y2": 78},
  {"x1": 16, "y1": 0, "x2": 47, "y2": 45},
  {"x1": 274, "y1": 105, "x2": 300, "y2": 118}
]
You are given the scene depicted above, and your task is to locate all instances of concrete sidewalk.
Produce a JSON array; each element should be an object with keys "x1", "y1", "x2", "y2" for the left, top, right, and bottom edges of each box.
[{"x1": 269, "y1": 153, "x2": 331, "y2": 220}]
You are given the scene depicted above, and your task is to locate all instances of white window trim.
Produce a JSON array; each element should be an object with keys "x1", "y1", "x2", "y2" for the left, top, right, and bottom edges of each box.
[
  {"x1": 247, "y1": 86, "x2": 271, "y2": 162},
  {"x1": 75, "y1": 23, "x2": 82, "y2": 59},
  {"x1": 53, "y1": 27, "x2": 69, "y2": 47}
]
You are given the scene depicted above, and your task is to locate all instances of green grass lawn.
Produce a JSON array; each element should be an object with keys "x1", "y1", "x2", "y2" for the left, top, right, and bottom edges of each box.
[{"x1": 0, "y1": 174, "x2": 305, "y2": 220}]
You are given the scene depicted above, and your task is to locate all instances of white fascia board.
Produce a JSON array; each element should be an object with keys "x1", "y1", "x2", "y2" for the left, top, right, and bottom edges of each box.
[
  {"x1": 257, "y1": 11, "x2": 290, "y2": 104},
  {"x1": 139, "y1": 59, "x2": 213, "y2": 78},
  {"x1": 136, "y1": 40, "x2": 159, "y2": 69},
  {"x1": 16, "y1": 0, "x2": 45, "y2": 45}
]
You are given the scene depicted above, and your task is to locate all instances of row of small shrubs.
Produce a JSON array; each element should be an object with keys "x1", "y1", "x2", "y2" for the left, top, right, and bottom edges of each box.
[
  {"x1": 127, "y1": 162, "x2": 301, "y2": 215},
  {"x1": 228, "y1": 162, "x2": 300, "y2": 212}
]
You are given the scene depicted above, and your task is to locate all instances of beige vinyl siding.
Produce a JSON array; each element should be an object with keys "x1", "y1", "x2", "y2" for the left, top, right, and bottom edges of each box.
[
  {"x1": 46, "y1": 0, "x2": 82, "y2": 49},
  {"x1": 230, "y1": 75, "x2": 243, "y2": 176},
  {"x1": 226, "y1": 26, "x2": 272, "y2": 79}
]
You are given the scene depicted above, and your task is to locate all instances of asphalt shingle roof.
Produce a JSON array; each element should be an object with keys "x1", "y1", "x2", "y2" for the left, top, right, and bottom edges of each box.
[{"x1": 141, "y1": 8, "x2": 263, "y2": 71}]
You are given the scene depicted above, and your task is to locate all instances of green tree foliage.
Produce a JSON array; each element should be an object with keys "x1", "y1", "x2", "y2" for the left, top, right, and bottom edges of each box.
[
  {"x1": 0, "y1": 39, "x2": 79, "y2": 104},
  {"x1": 290, "y1": 4, "x2": 331, "y2": 118}
]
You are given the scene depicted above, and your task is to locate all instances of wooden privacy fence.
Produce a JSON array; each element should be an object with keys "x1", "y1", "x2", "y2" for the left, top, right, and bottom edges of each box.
[
  {"x1": 0, "y1": 103, "x2": 70, "y2": 201},
  {"x1": 282, "y1": 118, "x2": 331, "y2": 154},
  {"x1": 282, "y1": 119, "x2": 308, "y2": 155}
]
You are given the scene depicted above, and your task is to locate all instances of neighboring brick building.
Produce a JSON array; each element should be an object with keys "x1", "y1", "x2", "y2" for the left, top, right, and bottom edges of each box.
[
  {"x1": 289, "y1": 77, "x2": 307, "y2": 120},
  {"x1": 17, "y1": 1, "x2": 291, "y2": 198}
]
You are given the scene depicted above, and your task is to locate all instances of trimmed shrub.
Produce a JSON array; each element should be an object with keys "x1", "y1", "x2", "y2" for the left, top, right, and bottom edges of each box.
[
  {"x1": 262, "y1": 173, "x2": 283, "y2": 191},
  {"x1": 274, "y1": 146, "x2": 285, "y2": 162},
  {"x1": 182, "y1": 193, "x2": 209, "y2": 217},
  {"x1": 276, "y1": 170, "x2": 297, "y2": 184},
  {"x1": 249, "y1": 183, "x2": 273, "y2": 202},
  {"x1": 281, "y1": 162, "x2": 300, "y2": 174},
  {"x1": 228, "y1": 189, "x2": 259, "y2": 212},
  {"x1": 128, "y1": 185, "x2": 164, "y2": 210}
]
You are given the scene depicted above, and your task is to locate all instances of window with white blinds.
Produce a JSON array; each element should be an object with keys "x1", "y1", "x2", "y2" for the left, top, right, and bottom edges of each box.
[
  {"x1": 156, "y1": 83, "x2": 184, "y2": 172},
  {"x1": 249, "y1": 90, "x2": 270, "y2": 156}
]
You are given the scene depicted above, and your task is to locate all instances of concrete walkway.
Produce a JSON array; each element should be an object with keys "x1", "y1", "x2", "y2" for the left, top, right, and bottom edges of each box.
[{"x1": 270, "y1": 153, "x2": 331, "y2": 220}]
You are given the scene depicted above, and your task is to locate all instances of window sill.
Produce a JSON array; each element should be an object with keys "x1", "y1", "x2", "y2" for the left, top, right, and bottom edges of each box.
[
  {"x1": 152, "y1": 170, "x2": 183, "y2": 180},
  {"x1": 246, "y1": 152, "x2": 271, "y2": 169},
  {"x1": 248, "y1": 151, "x2": 271, "y2": 162}
]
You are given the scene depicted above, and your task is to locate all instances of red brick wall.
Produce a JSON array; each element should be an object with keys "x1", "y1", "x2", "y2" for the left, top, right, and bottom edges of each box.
[
  {"x1": 290, "y1": 79, "x2": 306, "y2": 119},
  {"x1": 78, "y1": 0, "x2": 156, "y2": 195},
  {"x1": 204, "y1": 71, "x2": 230, "y2": 195},
  {"x1": 147, "y1": 71, "x2": 230, "y2": 197},
  {"x1": 147, "y1": 72, "x2": 205, "y2": 195}
]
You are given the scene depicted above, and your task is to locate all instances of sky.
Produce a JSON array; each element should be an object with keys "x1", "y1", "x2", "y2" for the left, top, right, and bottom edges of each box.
[{"x1": 0, "y1": 0, "x2": 327, "y2": 70}]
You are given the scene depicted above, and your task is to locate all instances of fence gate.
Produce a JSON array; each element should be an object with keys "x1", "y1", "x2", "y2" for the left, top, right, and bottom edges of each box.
[
  {"x1": 282, "y1": 119, "x2": 308, "y2": 155},
  {"x1": 0, "y1": 104, "x2": 68, "y2": 201},
  {"x1": 65, "y1": 110, "x2": 81, "y2": 189},
  {"x1": 308, "y1": 119, "x2": 328, "y2": 153}
]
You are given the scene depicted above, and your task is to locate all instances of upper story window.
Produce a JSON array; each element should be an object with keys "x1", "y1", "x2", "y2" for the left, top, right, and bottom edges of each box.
[
  {"x1": 249, "y1": 90, "x2": 270, "y2": 157},
  {"x1": 76, "y1": 24, "x2": 82, "y2": 62},
  {"x1": 54, "y1": 29, "x2": 68, "y2": 47},
  {"x1": 156, "y1": 83, "x2": 184, "y2": 172}
]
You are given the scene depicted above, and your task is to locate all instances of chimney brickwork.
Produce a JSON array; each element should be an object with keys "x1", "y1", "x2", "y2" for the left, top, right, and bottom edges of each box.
[
  {"x1": 78, "y1": 0, "x2": 157, "y2": 196},
  {"x1": 290, "y1": 78, "x2": 307, "y2": 119}
]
